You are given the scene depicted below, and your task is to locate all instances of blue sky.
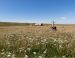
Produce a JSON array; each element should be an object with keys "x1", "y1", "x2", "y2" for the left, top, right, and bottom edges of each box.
[{"x1": 0, "y1": 0, "x2": 75, "y2": 24}]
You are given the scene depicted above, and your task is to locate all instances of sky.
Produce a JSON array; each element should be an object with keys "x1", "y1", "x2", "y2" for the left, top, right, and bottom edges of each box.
[{"x1": 0, "y1": 0, "x2": 75, "y2": 24}]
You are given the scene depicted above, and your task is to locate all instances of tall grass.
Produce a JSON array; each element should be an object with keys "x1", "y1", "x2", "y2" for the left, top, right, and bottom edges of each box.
[{"x1": 0, "y1": 31, "x2": 75, "y2": 58}]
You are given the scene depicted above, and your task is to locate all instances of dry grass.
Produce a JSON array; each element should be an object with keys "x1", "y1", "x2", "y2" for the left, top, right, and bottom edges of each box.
[
  {"x1": 0, "y1": 25, "x2": 75, "y2": 58},
  {"x1": 0, "y1": 25, "x2": 75, "y2": 33}
]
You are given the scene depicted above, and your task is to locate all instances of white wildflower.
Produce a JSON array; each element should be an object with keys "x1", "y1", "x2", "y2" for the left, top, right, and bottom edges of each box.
[
  {"x1": 43, "y1": 49, "x2": 47, "y2": 54},
  {"x1": 7, "y1": 54, "x2": 11, "y2": 57},
  {"x1": 1, "y1": 52, "x2": 5, "y2": 55},
  {"x1": 29, "y1": 37, "x2": 32, "y2": 40},
  {"x1": 38, "y1": 56, "x2": 42, "y2": 58},
  {"x1": 8, "y1": 52, "x2": 11, "y2": 55},
  {"x1": 53, "y1": 56, "x2": 57, "y2": 58},
  {"x1": 19, "y1": 48, "x2": 23, "y2": 52},
  {"x1": 24, "y1": 55, "x2": 28, "y2": 58},
  {"x1": 64, "y1": 40, "x2": 68, "y2": 43},
  {"x1": 46, "y1": 42, "x2": 48, "y2": 43},
  {"x1": 54, "y1": 39, "x2": 57, "y2": 42},
  {"x1": 62, "y1": 56, "x2": 66, "y2": 58},
  {"x1": 41, "y1": 39, "x2": 46, "y2": 43},
  {"x1": 6, "y1": 52, "x2": 11, "y2": 57},
  {"x1": 25, "y1": 50, "x2": 26, "y2": 52},
  {"x1": 59, "y1": 45, "x2": 62, "y2": 48},
  {"x1": 44, "y1": 39, "x2": 46, "y2": 42},
  {"x1": 1, "y1": 49, "x2": 4, "y2": 52},
  {"x1": 37, "y1": 42, "x2": 40, "y2": 45},
  {"x1": 27, "y1": 48, "x2": 31, "y2": 51},
  {"x1": 30, "y1": 39, "x2": 33, "y2": 42},
  {"x1": 12, "y1": 54, "x2": 15, "y2": 58},
  {"x1": 33, "y1": 52, "x2": 36, "y2": 55},
  {"x1": 26, "y1": 37, "x2": 29, "y2": 39},
  {"x1": 57, "y1": 39, "x2": 63, "y2": 44}
]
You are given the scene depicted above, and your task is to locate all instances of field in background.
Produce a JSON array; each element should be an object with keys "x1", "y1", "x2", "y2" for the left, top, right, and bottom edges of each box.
[
  {"x1": 0, "y1": 22, "x2": 75, "y2": 33},
  {"x1": 0, "y1": 22, "x2": 75, "y2": 58},
  {"x1": 0, "y1": 24, "x2": 75, "y2": 33}
]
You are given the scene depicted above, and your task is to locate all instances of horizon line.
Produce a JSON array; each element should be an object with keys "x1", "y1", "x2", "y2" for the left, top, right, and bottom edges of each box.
[{"x1": 0, "y1": 21, "x2": 75, "y2": 24}]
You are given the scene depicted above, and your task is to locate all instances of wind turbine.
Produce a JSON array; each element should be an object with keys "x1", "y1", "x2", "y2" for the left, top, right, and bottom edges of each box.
[{"x1": 50, "y1": 17, "x2": 57, "y2": 31}]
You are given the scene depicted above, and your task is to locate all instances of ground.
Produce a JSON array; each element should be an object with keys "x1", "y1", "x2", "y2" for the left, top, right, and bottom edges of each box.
[
  {"x1": 0, "y1": 25, "x2": 75, "y2": 33},
  {"x1": 0, "y1": 25, "x2": 75, "y2": 58}
]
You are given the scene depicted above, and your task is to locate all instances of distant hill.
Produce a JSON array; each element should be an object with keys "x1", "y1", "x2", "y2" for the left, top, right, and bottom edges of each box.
[
  {"x1": 0, "y1": 22, "x2": 75, "y2": 26},
  {"x1": 0, "y1": 22, "x2": 51, "y2": 26},
  {"x1": 0, "y1": 22, "x2": 35, "y2": 26}
]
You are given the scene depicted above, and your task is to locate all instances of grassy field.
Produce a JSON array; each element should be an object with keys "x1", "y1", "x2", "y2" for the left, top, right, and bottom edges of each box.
[{"x1": 0, "y1": 23, "x2": 75, "y2": 58}]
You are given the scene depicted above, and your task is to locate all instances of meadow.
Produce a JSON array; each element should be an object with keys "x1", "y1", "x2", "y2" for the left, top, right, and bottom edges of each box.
[{"x1": 0, "y1": 24, "x2": 75, "y2": 58}]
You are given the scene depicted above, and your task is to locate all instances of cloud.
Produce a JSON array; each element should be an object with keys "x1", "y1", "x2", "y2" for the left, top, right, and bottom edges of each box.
[{"x1": 60, "y1": 17, "x2": 67, "y2": 20}]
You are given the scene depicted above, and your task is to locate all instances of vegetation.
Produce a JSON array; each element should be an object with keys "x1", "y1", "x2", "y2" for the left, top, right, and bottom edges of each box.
[
  {"x1": 0, "y1": 24, "x2": 75, "y2": 58},
  {"x1": 0, "y1": 22, "x2": 35, "y2": 26}
]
